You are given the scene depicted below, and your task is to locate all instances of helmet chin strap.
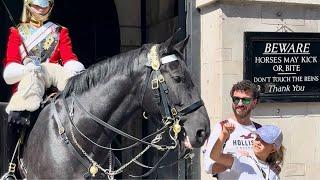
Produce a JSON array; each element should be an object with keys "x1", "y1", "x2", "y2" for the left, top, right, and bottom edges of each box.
[
  {"x1": 25, "y1": 3, "x2": 53, "y2": 26},
  {"x1": 30, "y1": 15, "x2": 47, "y2": 26}
]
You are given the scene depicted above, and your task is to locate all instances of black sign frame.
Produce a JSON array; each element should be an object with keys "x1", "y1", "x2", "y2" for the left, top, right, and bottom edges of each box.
[{"x1": 244, "y1": 32, "x2": 320, "y2": 102}]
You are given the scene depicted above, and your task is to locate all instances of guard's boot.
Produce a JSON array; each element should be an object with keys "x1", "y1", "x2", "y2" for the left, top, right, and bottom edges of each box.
[{"x1": 8, "y1": 111, "x2": 31, "y2": 126}]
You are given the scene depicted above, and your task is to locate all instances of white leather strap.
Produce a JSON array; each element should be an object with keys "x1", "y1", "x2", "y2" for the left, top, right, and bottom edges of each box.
[{"x1": 161, "y1": 54, "x2": 178, "y2": 64}]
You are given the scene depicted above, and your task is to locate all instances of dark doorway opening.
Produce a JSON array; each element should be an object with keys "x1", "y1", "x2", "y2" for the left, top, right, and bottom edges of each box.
[
  {"x1": 51, "y1": 0, "x2": 120, "y2": 68},
  {"x1": 0, "y1": 0, "x2": 23, "y2": 102}
]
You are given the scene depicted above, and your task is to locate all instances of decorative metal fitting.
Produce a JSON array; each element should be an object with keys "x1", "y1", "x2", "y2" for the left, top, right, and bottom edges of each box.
[
  {"x1": 151, "y1": 79, "x2": 159, "y2": 89},
  {"x1": 171, "y1": 107, "x2": 178, "y2": 116},
  {"x1": 89, "y1": 162, "x2": 99, "y2": 177},
  {"x1": 8, "y1": 163, "x2": 16, "y2": 173},
  {"x1": 59, "y1": 127, "x2": 65, "y2": 135},
  {"x1": 142, "y1": 111, "x2": 149, "y2": 119},
  {"x1": 158, "y1": 75, "x2": 165, "y2": 83}
]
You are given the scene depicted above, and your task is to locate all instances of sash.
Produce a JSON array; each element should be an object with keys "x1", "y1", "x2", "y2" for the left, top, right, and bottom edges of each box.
[{"x1": 19, "y1": 22, "x2": 58, "y2": 59}]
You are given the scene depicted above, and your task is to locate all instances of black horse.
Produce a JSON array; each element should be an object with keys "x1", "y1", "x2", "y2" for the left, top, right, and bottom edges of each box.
[{"x1": 8, "y1": 35, "x2": 210, "y2": 179}]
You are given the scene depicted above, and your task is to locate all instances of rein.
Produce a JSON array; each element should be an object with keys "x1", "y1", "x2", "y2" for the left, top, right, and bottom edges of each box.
[
  {"x1": 50, "y1": 44, "x2": 204, "y2": 178},
  {"x1": 67, "y1": 94, "x2": 174, "y2": 150}
]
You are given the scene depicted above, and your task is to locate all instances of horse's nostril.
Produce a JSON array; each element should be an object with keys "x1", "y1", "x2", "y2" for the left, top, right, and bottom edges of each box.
[{"x1": 196, "y1": 129, "x2": 207, "y2": 144}]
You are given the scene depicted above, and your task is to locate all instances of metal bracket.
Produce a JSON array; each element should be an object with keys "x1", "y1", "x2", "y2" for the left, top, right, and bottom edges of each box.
[
  {"x1": 151, "y1": 79, "x2": 159, "y2": 89},
  {"x1": 148, "y1": 45, "x2": 161, "y2": 70},
  {"x1": 171, "y1": 107, "x2": 178, "y2": 116},
  {"x1": 8, "y1": 163, "x2": 16, "y2": 173},
  {"x1": 172, "y1": 119, "x2": 181, "y2": 139},
  {"x1": 158, "y1": 74, "x2": 165, "y2": 83},
  {"x1": 59, "y1": 127, "x2": 65, "y2": 135}
]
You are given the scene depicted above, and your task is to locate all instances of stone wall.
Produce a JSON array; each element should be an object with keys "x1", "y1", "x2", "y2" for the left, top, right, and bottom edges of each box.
[{"x1": 197, "y1": 0, "x2": 320, "y2": 179}]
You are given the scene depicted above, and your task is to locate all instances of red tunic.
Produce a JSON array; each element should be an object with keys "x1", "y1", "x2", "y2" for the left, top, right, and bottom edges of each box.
[{"x1": 3, "y1": 26, "x2": 78, "y2": 93}]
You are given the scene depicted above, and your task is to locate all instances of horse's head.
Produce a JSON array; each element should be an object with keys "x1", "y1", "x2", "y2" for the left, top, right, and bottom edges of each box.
[{"x1": 141, "y1": 33, "x2": 210, "y2": 148}]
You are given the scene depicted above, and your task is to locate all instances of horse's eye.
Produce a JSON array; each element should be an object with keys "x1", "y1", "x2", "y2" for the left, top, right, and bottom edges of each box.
[{"x1": 173, "y1": 76, "x2": 182, "y2": 83}]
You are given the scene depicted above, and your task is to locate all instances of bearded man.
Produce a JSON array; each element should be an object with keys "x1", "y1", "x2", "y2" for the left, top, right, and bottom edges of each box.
[{"x1": 203, "y1": 80, "x2": 263, "y2": 179}]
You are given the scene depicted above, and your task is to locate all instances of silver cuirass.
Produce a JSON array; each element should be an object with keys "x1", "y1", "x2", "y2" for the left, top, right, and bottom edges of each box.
[{"x1": 18, "y1": 22, "x2": 60, "y2": 63}]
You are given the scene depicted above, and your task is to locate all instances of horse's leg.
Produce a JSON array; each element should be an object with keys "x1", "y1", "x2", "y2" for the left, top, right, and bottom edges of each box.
[{"x1": 23, "y1": 105, "x2": 84, "y2": 179}]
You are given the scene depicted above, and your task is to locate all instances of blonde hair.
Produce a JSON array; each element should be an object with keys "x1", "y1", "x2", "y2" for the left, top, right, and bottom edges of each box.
[{"x1": 266, "y1": 145, "x2": 286, "y2": 166}]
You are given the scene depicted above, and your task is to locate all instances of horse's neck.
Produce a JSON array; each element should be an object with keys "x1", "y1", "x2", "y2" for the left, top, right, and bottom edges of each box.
[
  {"x1": 81, "y1": 77, "x2": 139, "y2": 118},
  {"x1": 70, "y1": 59, "x2": 147, "y2": 158},
  {"x1": 74, "y1": 71, "x2": 145, "y2": 139}
]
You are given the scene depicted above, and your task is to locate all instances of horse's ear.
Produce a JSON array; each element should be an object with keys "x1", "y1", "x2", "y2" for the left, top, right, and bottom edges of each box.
[
  {"x1": 174, "y1": 35, "x2": 190, "y2": 53},
  {"x1": 163, "y1": 28, "x2": 182, "y2": 49}
]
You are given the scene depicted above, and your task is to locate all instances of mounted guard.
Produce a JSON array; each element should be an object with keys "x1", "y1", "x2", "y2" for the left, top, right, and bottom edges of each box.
[{"x1": 1, "y1": 0, "x2": 85, "y2": 179}]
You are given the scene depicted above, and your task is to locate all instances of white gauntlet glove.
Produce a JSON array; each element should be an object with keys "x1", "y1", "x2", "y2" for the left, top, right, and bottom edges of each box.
[
  {"x1": 63, "y1": 60, "x2": 85, "y2": 76},
  {"x1": 3, "y1": 59, "x2": 41, "y2": 85},
  {"x1": 25, "y1": 61, "x2": 42, "y2": 73}
]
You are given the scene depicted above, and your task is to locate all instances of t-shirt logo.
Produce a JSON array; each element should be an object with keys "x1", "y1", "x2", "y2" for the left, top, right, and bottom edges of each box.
[
  {"x1": 230, "y1": 133, "x2": 256, "y2": 150},
  {"x1": 240, "y1": 133, "x2": 254, "y2": 139}
]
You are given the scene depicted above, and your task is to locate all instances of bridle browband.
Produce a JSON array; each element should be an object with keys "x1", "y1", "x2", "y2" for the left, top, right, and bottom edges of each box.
[{"x1": 50, "y1": 44, "x2": 204, "y2": 178}]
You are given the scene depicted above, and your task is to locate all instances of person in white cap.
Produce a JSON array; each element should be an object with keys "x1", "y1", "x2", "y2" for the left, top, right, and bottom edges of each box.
[{"x1": 210, "y1": 122, "x2": 285, "y2": 180}]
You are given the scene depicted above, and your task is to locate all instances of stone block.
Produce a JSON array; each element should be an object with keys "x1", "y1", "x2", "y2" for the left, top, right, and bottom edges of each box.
[
  {"x1": 261, "y1": 3, "x2": 306, "y2": 26},
  {"x1": 283, "y1": 163, "x2": 306, "y2": 177}
]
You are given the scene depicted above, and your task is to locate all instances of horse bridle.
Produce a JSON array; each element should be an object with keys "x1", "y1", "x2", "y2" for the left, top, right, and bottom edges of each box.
[
  {"x1": 51, "y1": 44, "x2": 204, "y2": 178},
  {"x1": 141, "y1": 44, "x2": 204, "y2": 139}
]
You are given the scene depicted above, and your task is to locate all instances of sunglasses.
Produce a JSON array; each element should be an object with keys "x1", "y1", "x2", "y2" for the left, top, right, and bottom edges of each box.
[
  {"x1": 255, "y1": 136, "x2": 273, "y2": 146},
  {"x1": 232, "y1": 96, "x2": 252, "y2": 105}
]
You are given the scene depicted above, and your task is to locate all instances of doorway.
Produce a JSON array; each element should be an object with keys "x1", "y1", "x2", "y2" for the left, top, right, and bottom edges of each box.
[{"x1": 51, "y1": 0, "x2": 120, "y2": 68}]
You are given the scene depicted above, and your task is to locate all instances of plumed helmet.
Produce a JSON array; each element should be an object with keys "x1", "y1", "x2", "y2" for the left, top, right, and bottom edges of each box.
[{"x1": 21, "y1": 0, "x2": 54, "y2": 24}]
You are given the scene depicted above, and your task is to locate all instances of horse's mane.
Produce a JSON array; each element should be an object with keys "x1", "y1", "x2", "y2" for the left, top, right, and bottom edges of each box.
[{"x1": 63, "y1": 45, "x2": 151, "y2": 96}]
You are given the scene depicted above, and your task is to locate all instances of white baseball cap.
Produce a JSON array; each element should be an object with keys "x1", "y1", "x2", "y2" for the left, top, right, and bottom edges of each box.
[{"x1": 256, "y1": 125, "x2": 283, "y2": 150}]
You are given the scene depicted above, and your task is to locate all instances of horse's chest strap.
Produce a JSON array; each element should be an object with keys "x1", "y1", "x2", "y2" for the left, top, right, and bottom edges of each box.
[
  {"x1": 51, "y1": 101, "x2": 69, "y2": 144},
  {"x1": 50, "y1": 100, "x2": 92, "y2": 177}
]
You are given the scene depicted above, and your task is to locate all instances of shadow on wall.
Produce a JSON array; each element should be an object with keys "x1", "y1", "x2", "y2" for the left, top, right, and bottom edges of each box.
[
  {"x1": 199, "y1": 2, "x2": 319, "y2": 21},
  {"x1": 253, "y1": 102, "x2": 320, "y2": 117}
]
